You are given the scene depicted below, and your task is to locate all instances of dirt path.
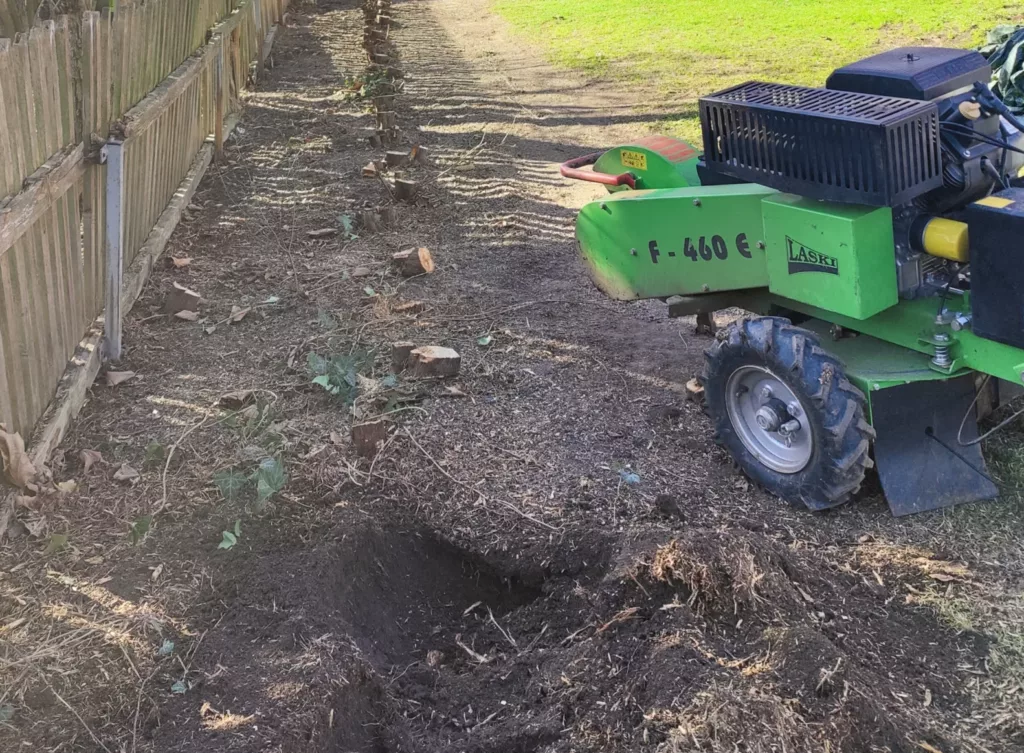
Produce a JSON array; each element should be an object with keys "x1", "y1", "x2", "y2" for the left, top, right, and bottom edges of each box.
[{"x1": 2, "y1": 2, "x2": 1023, "y2": 752}]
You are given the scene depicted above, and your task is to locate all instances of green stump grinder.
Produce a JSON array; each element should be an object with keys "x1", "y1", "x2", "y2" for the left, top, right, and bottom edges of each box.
[{"x1": 562, "y1": 48, "x2": 1024, "y2": 516}]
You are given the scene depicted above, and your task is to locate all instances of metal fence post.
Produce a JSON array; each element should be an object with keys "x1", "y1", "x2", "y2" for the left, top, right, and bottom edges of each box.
[
  {"x1": 103, "y1": 139, "x2": 125, "y2": 360},
  {"x1": 214, "y1": 37, "x2": 224, "y2": 159}
]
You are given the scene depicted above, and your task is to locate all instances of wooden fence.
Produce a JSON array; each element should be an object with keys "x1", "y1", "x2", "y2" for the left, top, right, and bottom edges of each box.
[{"x1": 0, "y1": 0, "x2": 288, "y2": 447}]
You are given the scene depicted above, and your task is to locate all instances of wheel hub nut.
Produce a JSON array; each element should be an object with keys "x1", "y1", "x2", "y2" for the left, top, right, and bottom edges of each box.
[{"x1": 755, "y1": 405, "x2": 784, "y2": 432}]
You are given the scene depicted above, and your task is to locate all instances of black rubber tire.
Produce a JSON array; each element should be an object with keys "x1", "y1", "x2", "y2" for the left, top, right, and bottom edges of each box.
[{"x1": 703, "y1": 316, "x2": 875, "y2": 511}]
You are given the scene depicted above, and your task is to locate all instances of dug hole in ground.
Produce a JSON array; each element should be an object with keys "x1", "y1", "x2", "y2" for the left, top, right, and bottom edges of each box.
[{"x1": 2, "y1": 1, "x2": 1024, "y2": 752}]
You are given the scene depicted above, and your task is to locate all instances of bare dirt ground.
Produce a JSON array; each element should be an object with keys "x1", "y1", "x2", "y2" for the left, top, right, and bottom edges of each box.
[{"x1": 3, "y1": 1, "x2": 1024, "y2": 752}]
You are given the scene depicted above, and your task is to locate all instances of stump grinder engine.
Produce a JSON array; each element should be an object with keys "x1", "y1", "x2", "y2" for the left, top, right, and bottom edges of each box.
[{"x1": 562, "y1": 48, "x2": 1024, "y2": 516}]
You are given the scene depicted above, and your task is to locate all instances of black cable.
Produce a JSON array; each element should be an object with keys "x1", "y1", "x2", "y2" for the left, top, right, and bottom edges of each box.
[
  {"x1": 998, "y1": 122, "x2": 1011, "y2": 174},
  {"x1": 972, "y1": 82, "x2": 1024, "y2": 135},
  {"x1": 940, "y1": 121, "x2": 1024, "y2": 156},
  {"x1": 956, "y1": 373, "x2": 1024, "y2": 446},
  {"x1": 981, "y1": 157, "x2": 1011, "y2": 190},
  {"x1": 940, "y1": 120, "x2": 1015, "y2": 146},
  {"x1": 935, "y1": 268, "x2": 956, "y2": 318}
]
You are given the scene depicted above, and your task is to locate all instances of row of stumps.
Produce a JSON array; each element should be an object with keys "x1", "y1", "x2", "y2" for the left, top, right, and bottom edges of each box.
[
  {"x1": 350, "y1": 0, "x2": 460, "y2": 458},
  {"x1": 358, "y1": 0, "x2": 428, "y2": 226},
  {"x1": 363, "y1": 0, "x2": 401, "y2": 148}
]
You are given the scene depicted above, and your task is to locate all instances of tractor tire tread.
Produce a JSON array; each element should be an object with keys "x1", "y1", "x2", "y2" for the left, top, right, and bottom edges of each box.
[{"x1": 704, "y1": 316, "x2": 874, "y2": 511}]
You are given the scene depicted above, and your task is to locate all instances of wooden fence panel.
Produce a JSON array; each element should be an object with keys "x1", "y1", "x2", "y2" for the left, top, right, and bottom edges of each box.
[
  {"x1": 0, "y1": 18, "x2": 76, "y2": 200},
  {"x1": 0, "y1": 179, "x2": 85, "y2": 436},
  {"x1": 0, "y1": 0, "x2": 286, "y2": 439},
  {"x1": 0, "y1": 0, "x2": 43, "y2": 38},
  {"x1": 122, "y1": 60, "x2": 208, "y2": 264},
  {"x1": 81, "y1": 10, "x2": 111, "y2": 320}
]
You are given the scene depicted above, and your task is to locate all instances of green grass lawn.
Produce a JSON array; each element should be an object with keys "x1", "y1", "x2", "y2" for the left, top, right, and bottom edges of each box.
[{"x1": 493, "y1": 0, "x2": 1024, "y2": 139}]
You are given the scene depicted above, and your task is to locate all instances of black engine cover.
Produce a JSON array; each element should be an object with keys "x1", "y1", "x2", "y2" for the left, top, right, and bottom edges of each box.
[
  {"x1": 965, "y1": 188, "x2": 1024, "y2": 349},
  {"x1": 827, "y1": 47, "x2": 991, "y2": 100}
]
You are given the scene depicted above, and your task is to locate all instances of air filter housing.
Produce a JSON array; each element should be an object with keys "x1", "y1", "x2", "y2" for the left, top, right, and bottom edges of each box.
[
  {"x1": 826, "y1": 47, "x2": 991, "y2": 101},
  {"x1": 699, "y1": 82, "x2": 943, "y2": 206}
]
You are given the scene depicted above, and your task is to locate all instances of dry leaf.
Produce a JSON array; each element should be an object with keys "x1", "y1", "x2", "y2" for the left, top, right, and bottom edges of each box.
[
  {"x1": 24, "y1": 516, "x2": 47, "y2": 538},
  {"x1": 175, "y1": 310, "x2": 200, "y2": 322},
  {"x1": 917, "y1": 742, "x2": 944, "y2": 753},
  {"x1": 85, "y1": 556, "x2": 104, "y2": 565},
  {"x1": 80, "y1": 449, "x2": 103, "y2": 474},
  {"x1": 105, "y1": 370, "x2": 136, "y2": 387},
  {"x1": 928, "y1": 573, "x2": 957, "y2": 583},
  {"x1": 239, "y1": 405, "x2": 260, "y2": 421},
  {"x1": 56, "y1": 480, "x2": 77, "y2": 495},
  {"x1": 444, "y1": 385, "x2": 467, "y2": 397},
  {"x1": 151, "y1": 564, "x2": 164, "y2": 581},
  {"x1": 923, "y1": 688, "x2": 932, "y2": 707},
  {"x1": 113, "y1": 463, "x2": 140, "y2": 483},
  {"x1": 0, "y1": 426, "x2": 37, "y2": 490},
  {"x1": 171, "y1": 256, "x2": 192, "y2": 268},
  {"x1": 230, "y1": 306, "x2": 251, "y2": 323},
  {"x1": 329, "y1": 431, "x2": 345, "y2": 446}
]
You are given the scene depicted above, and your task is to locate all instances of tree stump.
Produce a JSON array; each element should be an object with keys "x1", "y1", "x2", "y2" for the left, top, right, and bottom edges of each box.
[
  {"x1": 360, "y1": 211, "x2": 384, "y2": 233},
  {"x1": 384, "y1": 150, "x2": 408, "y2": 168},
  {"x1": 410, "y1": 144, "x2": 430, "y2": 166},
  {"x1": 379, "y1": 206, "x2": 399, "y2": 227},
  {"x1": 392, "y1": 247, "x2": 434, "y2": 276},
  {"x1": 352, "y1": 420, "x2": 388, "y2": 458},
  {"x1": 391, "y1": 341, "x2": 416, "y2": 371},
  {"x1": 394, "y1": 178, "x2": 419, "y2": 202},
  {"x1": 411, "y1": 346, "x2": 461, "y2": 378},
  {"x1": 685, "y1": 378, "x2": 705, "y2": 403}
]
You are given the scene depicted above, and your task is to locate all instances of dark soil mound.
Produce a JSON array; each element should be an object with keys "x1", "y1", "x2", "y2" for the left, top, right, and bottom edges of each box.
[{"x1": 160, "y1": 520, "x2": 979, "y2": 753}]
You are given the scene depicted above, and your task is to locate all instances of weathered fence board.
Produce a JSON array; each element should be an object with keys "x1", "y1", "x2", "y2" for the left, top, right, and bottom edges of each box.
[{"x1": 0, "y1": 0, "x2": 288, "y2": 440}]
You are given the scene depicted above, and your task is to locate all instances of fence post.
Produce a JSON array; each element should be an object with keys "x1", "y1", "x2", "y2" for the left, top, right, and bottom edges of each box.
[
  {"x1": 102, "y1": 139, "x2": 125, "y2": 360},
  {"x1": 214, "y1": 37, "x2": 224, "y2": 158}
]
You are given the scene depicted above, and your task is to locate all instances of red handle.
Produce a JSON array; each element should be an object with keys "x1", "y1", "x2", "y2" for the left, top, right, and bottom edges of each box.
[{"x1": 560, "y1": 152, "x2": 636, "y2": 189}]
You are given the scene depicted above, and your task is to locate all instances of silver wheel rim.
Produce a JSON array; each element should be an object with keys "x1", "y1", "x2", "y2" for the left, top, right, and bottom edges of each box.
[{"x1": 725, "y1": 365, "x2": 813, "y2": 474}]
